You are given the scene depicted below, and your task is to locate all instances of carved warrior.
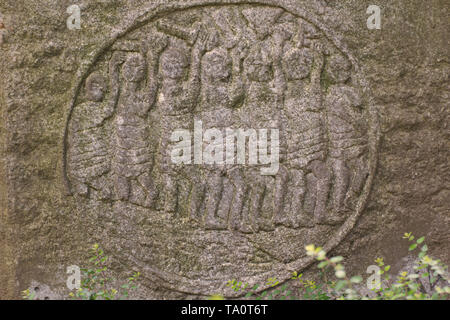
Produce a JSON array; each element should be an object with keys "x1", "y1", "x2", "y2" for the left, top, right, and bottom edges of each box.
[
  {"x1": 111, "y1": 36, "x2": 171, "y2": 208},
  {"x1": 65, "y1": 5, "x2": 370, "y2": 233},
  {"x1": 67, "y1": 53, "x2": 122, "y2": 198},
  {"x1": 325, "y1": 54, "x2": 369, "y2": 218}
]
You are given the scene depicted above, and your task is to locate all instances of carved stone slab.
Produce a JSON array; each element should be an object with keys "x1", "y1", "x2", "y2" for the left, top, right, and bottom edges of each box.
[{"x1": 61, "y1": 0, "x2": 379, "y2": 295}]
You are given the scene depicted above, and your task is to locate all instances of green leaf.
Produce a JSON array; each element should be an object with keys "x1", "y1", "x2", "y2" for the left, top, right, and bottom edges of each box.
[
  {"x1": 330, "y1": 256, "x2": 344, "y2": 263},
  {"x1": 409, "y1": 244, "x2": 417, "y2": 251},
  {"x1": 421, "y1": 245, "x2": 428, "y2": 252},
  {"x1": 384, "y1": 265, "x2": 391, "y2": 272},
  {"x1": 408, "y1": 283, "x2": 419, "y2": 291},
  {"x1": 335, "y1": 280, "x2": 347, "y2": 291},
  {"x1": 350, "y1": 276, "x2": 363, "y2": 283},
  {"x1": 416, "y1": 237, "x2": 425, "y2": 244},
  {"x1": 226, "y1": 279, "x2": 236, "y2": 287},
  {"x1": 318, "y1": 261, "x2": 329, "y2": 269}
]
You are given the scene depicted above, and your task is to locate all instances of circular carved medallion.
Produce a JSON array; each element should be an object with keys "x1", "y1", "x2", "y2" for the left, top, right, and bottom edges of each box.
[{"x1": 63, "y1": 1, "x2": 378, "y2": 295}]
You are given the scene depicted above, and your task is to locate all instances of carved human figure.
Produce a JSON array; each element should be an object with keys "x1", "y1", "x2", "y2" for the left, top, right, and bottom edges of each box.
[
  {"x1": 112, "y1": 38, "x2": 167, "y2": 207},
  {"x1": 67, "y1": 53, "x2": 122, "y2": 198},
  {"x1": 279, "y1": 40, "x2": 330, "y2": 227},
  {"x1": 154, "y1": 32, "x2": 207, "y2": 216},
  {"x1": 196, "y1": 45, "x2": 246, "y2": 230},
  {"x1": 324, "y1": 54, "x2": 368, "y2": 223},
  {"x1": 226, "y1": 27, "x2": 287, "y2": 233},
  {"x1": 201, "y1": 47, "x2": 245, "y2": 113}
]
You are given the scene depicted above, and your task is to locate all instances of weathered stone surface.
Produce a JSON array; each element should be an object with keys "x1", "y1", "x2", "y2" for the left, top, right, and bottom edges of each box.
[{"x1": 0, "y1": 0, "x2": 448, "y2": 299}]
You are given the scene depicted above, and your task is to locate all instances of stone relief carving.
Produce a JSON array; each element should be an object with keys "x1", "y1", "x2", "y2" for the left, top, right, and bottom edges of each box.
[{"x1": 63, "y1": 2, "x2": 378, "y2": 295}]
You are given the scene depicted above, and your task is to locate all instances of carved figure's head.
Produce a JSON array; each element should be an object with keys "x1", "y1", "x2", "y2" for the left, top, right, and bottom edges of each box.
[
  {"x1": 122, "y1": 53, "x2": 146, "y2": 83},
  {"x1": 202, "y1": 48, "x2": 232, "y2": 82},
  {"x1": 85, "y1": 73, "x2": 106, "y2": 102},
  {"x1": 160, "y1": 47, "x2": 190, "y2": 80},
  {"x1": 244, "y1": 45, "x2": 273, "y2": 82},
  {"x1": 326, "y1": 54, "x2": 352, "y2": 84},
  {"x1": 282, "y1": 47, "x2": 313, "y2": 81}
]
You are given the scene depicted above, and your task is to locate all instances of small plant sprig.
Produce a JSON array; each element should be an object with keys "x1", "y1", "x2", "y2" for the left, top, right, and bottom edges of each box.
[
  {"x1": 304, "y1": 233, "x2": 450, "y2": 300},
  {"x1": 120, "y1": 271, "x2": 141, "y2": 299},
  {"x1": 22, "y1": 244, "x2": 140, "y2": 300},
  {"x1": 220, "y1": 233, "x2": 449, "y2": 300},
  {"x1": 226, "y1": 279, "x2": 249, "y2": 292},
  {"x1": 369, "y1": 234, "x2": 449, "y2": 300},
  {"x1": 21, "y1": 289, "x2": 35, "y2": 300},
  {"x1": 401, "y1": 233, "x2": 449, "y2": 299},
  {"x1": 305, "y1": 244, "x2": 362, "y2": 299},
  {"x1": 224, "y1": 278, "x2": 291, "y2": 300},
  {"x1": 67, "y1": 244, "x2": 141, "y2": 300},
  {"x1": 292, "y1": 271, "x2": 331, "y2": 300}
]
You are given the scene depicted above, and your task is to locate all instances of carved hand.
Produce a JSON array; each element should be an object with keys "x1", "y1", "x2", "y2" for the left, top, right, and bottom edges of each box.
[
  {"x1": 194, "y1": 27, "x2": 209, "y2": 55},
  {"x1": 154, "y1": 34, "x2": 169, "y2": 55},
  {"x1": 110, "y1": 51, "x2": 126, "y2": 68},
  {"x1": 234, "y1": 38, "x2": 250, "y2": 61}
]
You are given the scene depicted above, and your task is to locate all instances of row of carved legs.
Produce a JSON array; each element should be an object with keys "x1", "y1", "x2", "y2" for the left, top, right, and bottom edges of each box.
[{"x1": 73, "y1": 155, "x2": 367, "y2": 232}]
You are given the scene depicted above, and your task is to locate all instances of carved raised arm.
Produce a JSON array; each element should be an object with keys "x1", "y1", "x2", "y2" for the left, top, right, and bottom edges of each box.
[
  {"x1": 156, "y1": 19, "x2": 198, "y2": 45},
  {"x1": 272, "y1": 31, "x2": 288, "y2": 104},
  {"x1": 182, "y1": 28, "x2": 207, "y2": 110},
  {"x1": 227, "y1": 48, "x2": 246, "y2": 108},
  {"x1": 105, "y1": 51, "x2": 125, "y2": 117},
  {"x1": 310, "y1": 41, "x2": 325, "y2": 91},
  {"x1": 143, "y1": 36, "x2": 168, "y2": 111}
]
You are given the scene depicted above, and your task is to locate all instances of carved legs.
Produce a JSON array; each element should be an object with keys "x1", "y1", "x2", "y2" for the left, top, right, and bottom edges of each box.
[
  {"x1": 308, "y1": 160, "x2": 333, "y2": 224},
  {"x1": 330, "y1": 158, "x2": 349, "y2": 213},
  {"x1": 137, "y1": 172, "x2": 159, "y2": 208},
  {"x1": 115, "y1": 174, "x2": 130, "y2": 201}
]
